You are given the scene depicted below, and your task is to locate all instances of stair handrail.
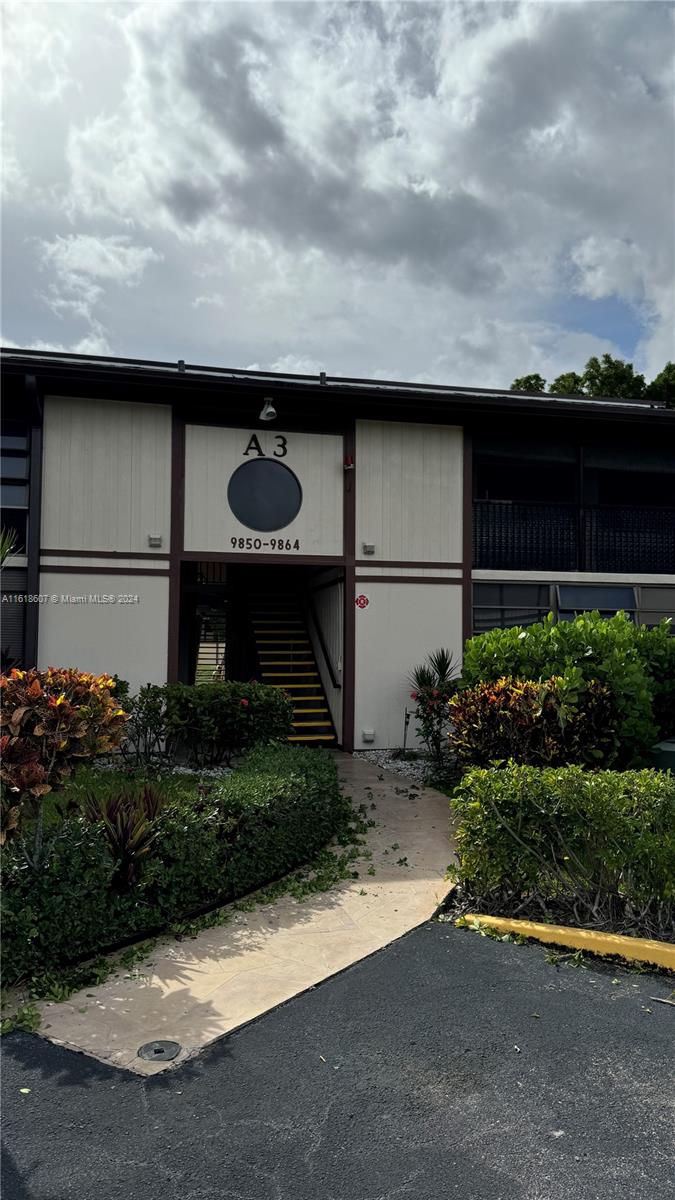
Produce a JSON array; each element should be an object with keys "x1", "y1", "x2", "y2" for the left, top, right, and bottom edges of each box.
[{"x1": 305, "y1": 596, "x2": 341, "y2": 690}]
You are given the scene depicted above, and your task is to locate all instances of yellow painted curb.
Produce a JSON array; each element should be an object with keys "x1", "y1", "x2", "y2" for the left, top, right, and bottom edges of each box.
[{"x1": 461, "y1": 914, "x2": 675, "y2": 971}]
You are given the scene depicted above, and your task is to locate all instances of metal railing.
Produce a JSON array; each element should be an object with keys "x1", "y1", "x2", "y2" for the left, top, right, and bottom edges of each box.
[{"x1": 473, "y1": 501, "x2": 675, "y2": 573}]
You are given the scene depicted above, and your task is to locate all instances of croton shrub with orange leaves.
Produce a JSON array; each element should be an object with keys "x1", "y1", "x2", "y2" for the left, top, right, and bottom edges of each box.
[
  {"x1": 0, "y1": 667, "x2": 128, "y2": 844},
  {"x1": 448, "y1": 672, "x2": 619, "y2": 768}
]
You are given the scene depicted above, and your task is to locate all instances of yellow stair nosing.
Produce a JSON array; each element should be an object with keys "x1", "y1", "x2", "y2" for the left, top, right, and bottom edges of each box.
[
  {"x1": 269, "y1": 683, "x2": 319, "y2": 689},
  {"x1": 262, "y1": 672, "x2": 318, "y2": 677}
]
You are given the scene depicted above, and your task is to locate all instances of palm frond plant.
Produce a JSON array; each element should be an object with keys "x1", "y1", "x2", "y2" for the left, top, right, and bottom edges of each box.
[
  {"x1": 408, "y1": 648, "x2": 460, "y2": 765},
  {"x1": 0, "y1": 527, "x2": 20, "y2": 567}
]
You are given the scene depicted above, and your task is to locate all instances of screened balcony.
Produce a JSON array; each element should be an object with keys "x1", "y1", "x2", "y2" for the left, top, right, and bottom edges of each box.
[
  {"x1": 473, "y1": 429, "x2": 675, "y2": 575},
  {"x1": 473, "y1": 501, "x2": 675, "y2": 573}
]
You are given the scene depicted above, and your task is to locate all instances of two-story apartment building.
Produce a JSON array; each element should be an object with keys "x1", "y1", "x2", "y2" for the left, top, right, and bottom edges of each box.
[{"x1": 2, "y1": 348, "x2": 673, "y2": 749}]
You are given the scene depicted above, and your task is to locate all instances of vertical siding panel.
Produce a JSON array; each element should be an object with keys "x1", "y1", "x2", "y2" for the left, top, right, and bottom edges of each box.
[
  {"x1": 356, "y1": 420, "x2": 463, "y2": 563},
  {"x1": 41, "y1": 397, "x2": 171, "y2": 552}
]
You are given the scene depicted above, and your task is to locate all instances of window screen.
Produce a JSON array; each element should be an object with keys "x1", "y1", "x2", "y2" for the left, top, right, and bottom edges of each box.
[
  {"x1": 473, "y1": 583, "x2": 552, "y2": 632},
  {"x1": 557, "y1": 584, "x2": 636, "y2": 619},
  {"x1": 1, "y1": 421, "x2": 30, "y2": 557},
  {"x1": 638, "y1": 587, "x2": 675, "y2": 628}
]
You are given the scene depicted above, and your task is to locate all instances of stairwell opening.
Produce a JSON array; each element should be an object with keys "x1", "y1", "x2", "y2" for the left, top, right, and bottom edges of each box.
[{"x1": 177, "y1": 562, "x2": 344, "y2": 747}]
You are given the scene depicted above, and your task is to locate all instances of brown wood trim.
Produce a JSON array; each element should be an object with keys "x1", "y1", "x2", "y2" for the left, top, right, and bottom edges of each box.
[
  {"x1": 40, "y1": 566, "x2": 169, "y2": 577},
  {"x1": 355, "y1": 575, "x2": 463, "y2": 584},
  {"x1": 355, "y1": 559, "x2": 462, "y2": 570},
  {"x1": 24, "y1": 374, "x2": 43, "y2": 667},
  {"x1": 462, "y1": 428, "x2": 473, "y2": 646},
  {"x1": 179, "y1": 551, "x2": 346, "y2": 566},
  {"x1": 167, "y1": 412, "x2": 185, "y2": 682},
  {"x1": 40, "y1": 549, "x2": 170, "y2": 560},
  {"x1": 342, "y1": 423, "x2": 356, "y2": 752}
]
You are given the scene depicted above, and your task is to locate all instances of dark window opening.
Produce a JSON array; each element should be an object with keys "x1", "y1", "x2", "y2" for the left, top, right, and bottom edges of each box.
[
  {"x1": 474, "y1": 457, "x2": 575, "y2": 504},
  {"x1": 585, "y1": 469, "x2": 674, "y2": 508}
]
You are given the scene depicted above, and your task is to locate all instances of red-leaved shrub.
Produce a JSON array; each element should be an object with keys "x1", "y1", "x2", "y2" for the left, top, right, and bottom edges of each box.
[{"x1": 0, "y1": 667, "x2": 128, "y2": 846}]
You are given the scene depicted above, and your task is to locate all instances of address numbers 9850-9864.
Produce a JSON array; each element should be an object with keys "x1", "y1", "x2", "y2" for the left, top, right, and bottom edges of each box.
[{"x1": 230, "y1": 537, "x2": 300, "y2": 551}]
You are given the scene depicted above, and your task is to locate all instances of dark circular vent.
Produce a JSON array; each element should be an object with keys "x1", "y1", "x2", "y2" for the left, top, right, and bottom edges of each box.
[{"x1": 227, "y1": 458, "x2": 303, "y2": 532}]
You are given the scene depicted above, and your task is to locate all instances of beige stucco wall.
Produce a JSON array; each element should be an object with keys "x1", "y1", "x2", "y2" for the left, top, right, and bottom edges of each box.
[
  {"x1": 353, "y1": 580, "x2": 463, "y2": 749},
  {"x1": 184, "y1": 426, "x2": 344, "y2": 556},
  {"x1": 356, "y1": 420, "x2": 463, "y2": 563},
  {"x1": 41, "y1": 396, "x2": 172, "y2": 554},
  {"x1": 38, "y1": 573, "x2": 169, "y2": 693}
]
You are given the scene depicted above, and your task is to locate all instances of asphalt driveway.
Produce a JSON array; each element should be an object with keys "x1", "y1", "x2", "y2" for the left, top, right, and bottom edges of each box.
[{"x1": 3, "y1": 922, "x2": 674, "y2": 1200}]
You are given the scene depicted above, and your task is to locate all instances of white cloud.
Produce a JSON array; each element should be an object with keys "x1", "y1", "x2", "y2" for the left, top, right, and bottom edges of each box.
[
  {"x1": 571, "y1": 236, "x2": 647, "y2": 304},
  {"x1": 38, "y1": 234, "x2": 161, "y2": 285},
  {"x1": 2, "y1": 1, "x2": 673, "y2": 383},
  {"x1": 192, "y1": 293, "x2": 225, "y2": 309}
]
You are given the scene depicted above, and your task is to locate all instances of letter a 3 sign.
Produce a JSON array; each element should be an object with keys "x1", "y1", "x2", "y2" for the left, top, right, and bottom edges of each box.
[{"x1": 355, "y1": 594, "x2": 370, "y2": 609}]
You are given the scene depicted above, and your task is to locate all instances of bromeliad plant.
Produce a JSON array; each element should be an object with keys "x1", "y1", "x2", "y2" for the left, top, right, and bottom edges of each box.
[
  {"x1": 409, "y1": 648, "x2": 460, "y2": 764},
  {"x1": 83, "y1": 784, "x2": 165, "y2": 892},
  {"x1": 0, "y1": 667, "x2": 129, "y2": 862}
]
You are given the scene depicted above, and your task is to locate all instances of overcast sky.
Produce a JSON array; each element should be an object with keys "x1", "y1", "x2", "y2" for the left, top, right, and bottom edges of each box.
[{"x1": 2, "y1": 1, "x2": 674, "y2": 387}]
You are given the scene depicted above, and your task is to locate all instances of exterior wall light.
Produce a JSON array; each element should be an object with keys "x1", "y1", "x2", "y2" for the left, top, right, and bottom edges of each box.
[
  {"x1": 259, "y1": 398, "x2": 277, "y2": 421},
  {"x1": 344, "y1": 455, "x2": 354, "y2": 470}
]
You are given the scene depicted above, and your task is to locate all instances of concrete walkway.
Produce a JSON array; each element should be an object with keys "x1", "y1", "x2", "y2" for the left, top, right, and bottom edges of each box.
[{"x1": 36, "y1": 752, "x2": 456, "y2": 1075}]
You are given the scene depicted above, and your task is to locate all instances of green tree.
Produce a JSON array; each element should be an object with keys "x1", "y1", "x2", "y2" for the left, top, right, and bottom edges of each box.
[
  {"x1": 510, "y1": 374, "x2": 546, "y2": 393},
  {"x1": 549, "y1": 371, "x2": 585, "y2": 395},
  {"x1": 645, "y1": 362, "x2": 675, "y2": 409},
  {"x1": 581, "y1": 353, "x2": 646, "y2": 399}
]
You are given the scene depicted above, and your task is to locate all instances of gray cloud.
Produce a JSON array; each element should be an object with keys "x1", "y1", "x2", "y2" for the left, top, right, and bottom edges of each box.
[{"x1": 183, "y1": 22, "x2": 285, "y2": 152}]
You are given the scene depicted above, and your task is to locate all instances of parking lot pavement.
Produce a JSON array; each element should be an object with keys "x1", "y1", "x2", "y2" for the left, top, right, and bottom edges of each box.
[{"x1": 3, "y1": 921, "x2": 674, "y2": 1200}]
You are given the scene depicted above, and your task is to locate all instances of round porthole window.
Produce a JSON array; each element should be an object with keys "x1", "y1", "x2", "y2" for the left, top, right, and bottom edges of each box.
[{"x1": 227, "y1": 458, "x2": 303, "y2": 532}]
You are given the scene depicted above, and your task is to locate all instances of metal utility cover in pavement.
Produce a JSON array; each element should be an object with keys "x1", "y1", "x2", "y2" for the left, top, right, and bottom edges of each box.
[{"x1": 137, "y1": 1040, "x2": 181, "y2": 1062}]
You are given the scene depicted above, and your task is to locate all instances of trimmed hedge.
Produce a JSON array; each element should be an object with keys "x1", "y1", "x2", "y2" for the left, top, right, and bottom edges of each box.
[
  {"x1": 461, "y1": 612, "x2": 674, "y2": 765},
  {"x1": 118, "y1": 680, "x2": 294, "y2": 767},
  {"x1": 451, "y1": 764, "x2": 675, "y2": 939},
  {"x1": 164, "y1": 681, "x2": 294, "y2": 766},
  {"x1": 1, "y1": 745, "x2": 346, "y2": 985}
]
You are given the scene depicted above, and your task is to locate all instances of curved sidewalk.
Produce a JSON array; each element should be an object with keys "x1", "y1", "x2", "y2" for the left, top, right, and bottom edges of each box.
[{"x1": 37, "y1": 752, "x2": 456, "y2": 1074}]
